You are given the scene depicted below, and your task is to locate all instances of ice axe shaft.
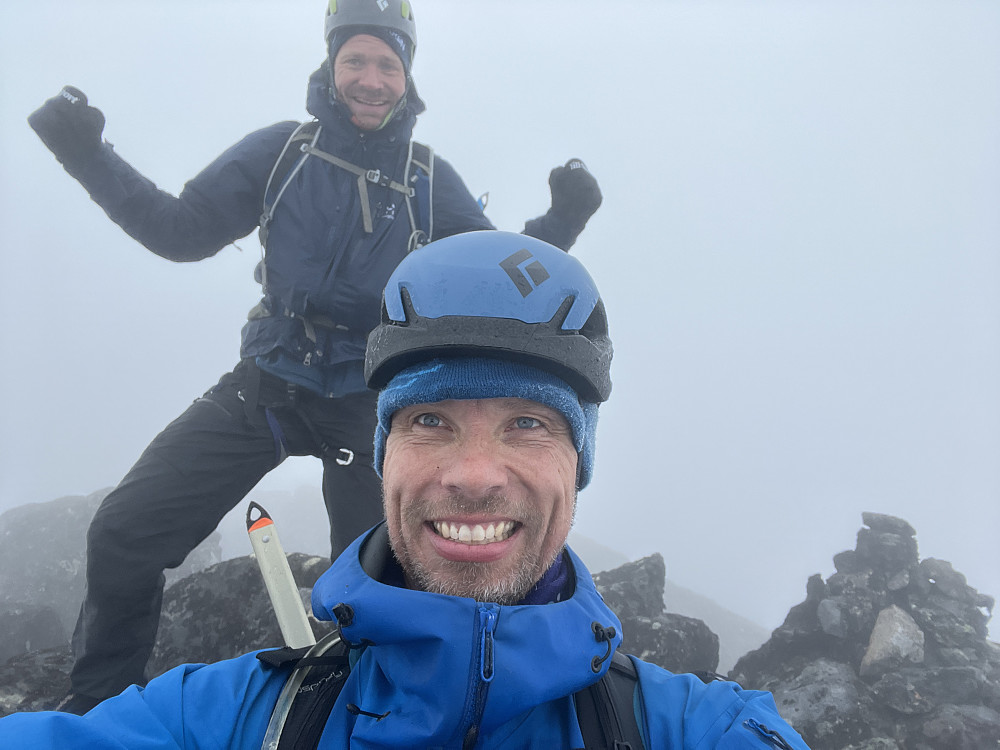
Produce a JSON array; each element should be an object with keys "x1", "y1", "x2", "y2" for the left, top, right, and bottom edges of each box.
[{"x1": 246, "y1": 501, "x2": 316, "y2": 648}]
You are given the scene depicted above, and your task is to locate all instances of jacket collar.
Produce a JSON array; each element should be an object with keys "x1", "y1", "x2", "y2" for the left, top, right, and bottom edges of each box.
[{"x1": 311, "y1": 523, "x2": 624, "y2": 741}]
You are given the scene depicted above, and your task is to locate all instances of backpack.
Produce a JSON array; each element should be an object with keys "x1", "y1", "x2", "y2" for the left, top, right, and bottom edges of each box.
[
  {"x1": 255, "y1": 120, "x2": 435, "y2": 291},
  {"x1": 256, "y1": 630, "x2": 646, "y2": 750}
]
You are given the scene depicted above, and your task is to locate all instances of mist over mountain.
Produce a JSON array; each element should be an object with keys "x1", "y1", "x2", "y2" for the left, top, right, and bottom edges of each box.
[{"x1": 4, "y1": 1, "x2": 998, "y2": 649}]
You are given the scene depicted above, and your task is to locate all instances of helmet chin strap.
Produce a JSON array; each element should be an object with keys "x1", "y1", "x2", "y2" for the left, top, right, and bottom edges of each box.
[{"x1": 375, "y1": 80, "x2": 410, "y2": 130}]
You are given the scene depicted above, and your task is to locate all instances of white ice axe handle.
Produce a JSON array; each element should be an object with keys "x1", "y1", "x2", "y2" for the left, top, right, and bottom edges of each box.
[{"x1": 246, "y1": 501, "x2": 316, "y2": 649}]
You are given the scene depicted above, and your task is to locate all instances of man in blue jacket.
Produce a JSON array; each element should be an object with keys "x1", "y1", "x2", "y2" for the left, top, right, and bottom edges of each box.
[
  {"x1": 0, "y1": 231, "x2": 810, "y2": 748},
  {"x1": 27, "y1": 0, "x2": 603, "y2": 714}
]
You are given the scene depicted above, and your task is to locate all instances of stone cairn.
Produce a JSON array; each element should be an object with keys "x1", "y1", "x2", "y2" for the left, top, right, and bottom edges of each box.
[{"x1": 731, "y1": 512, "x2": 1000, "y2": 750}]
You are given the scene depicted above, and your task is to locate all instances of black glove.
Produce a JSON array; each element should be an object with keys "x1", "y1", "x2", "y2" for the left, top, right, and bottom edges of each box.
[
  {"x1": 27, "y1": 86, "x2": 106, "y2": 166},
  {"x1": 548, "y1": 158, "x2": 603, "y2": 228}
]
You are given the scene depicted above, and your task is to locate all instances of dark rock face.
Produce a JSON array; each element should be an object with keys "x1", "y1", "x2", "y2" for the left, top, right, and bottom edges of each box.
[
  {"x1": 593, "y1": 554, "x2": 720, "y2": 673},
  {"x1": 593, "y1": 553, "x2": 667, "y2": 620},
  {"x1": 731, "y1": 512, "x2": 1000, "y2": 750},
  {"x1": 0, "y1": 605, "x2": 66, "y2": 666},
  {"x1": 149, "y1": 553, "x2": 334, "y2": 677},
  {"x1": 0, "y1": 490, "x2": 222, "y2": 641},
  {"x1": 0, "y1": 491, "x2": 106, "y2": 635},
  {"x1": 0, "y1": 646, "x2": 73, "y2": 715}
]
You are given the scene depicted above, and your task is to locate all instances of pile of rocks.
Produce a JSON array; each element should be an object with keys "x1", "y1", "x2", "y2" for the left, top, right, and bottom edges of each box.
[{"x1": 731, "y1": 512, "x2": 1000, "y2": 750}]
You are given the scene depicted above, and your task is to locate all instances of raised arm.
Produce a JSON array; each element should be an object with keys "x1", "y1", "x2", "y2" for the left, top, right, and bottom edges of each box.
[
  {"x1": 28, "y1": 86, "x2": 297, "y2": 262},
  {"x1": 431, "y1": 154, "x2": 602, "y2": 252}
]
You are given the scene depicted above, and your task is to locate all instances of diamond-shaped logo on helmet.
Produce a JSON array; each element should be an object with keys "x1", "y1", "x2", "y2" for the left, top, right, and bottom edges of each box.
[{"x1": 500, "y1": 250, "x2": 550, "y2": 298}]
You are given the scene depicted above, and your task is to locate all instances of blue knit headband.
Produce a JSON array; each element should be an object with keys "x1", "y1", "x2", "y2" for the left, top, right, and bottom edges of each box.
[{"x1": 374, "y1": 357, "x2": 599, "y2": 488}]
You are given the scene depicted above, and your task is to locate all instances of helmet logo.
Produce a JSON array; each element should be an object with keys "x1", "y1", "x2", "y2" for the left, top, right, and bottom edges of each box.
[
  {"x1": 377, "y1": 0, "x2": 389, "y2": 10},
  {"x1": 500, "y1": 249, "x2": 551, "y2": 298}
]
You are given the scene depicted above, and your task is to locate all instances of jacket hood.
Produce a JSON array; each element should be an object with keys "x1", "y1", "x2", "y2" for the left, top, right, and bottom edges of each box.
[
  {"x1": 311, "y1": 524, "x2": 623, "y2": 746},
  {"x1": 305, "y1": 61, "x2": 425, "y2": 140}
]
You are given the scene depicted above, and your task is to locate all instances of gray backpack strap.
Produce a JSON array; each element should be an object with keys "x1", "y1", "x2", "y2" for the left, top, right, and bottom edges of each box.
[
  {"x1": 256, "y1": 129, "x2": 433, "y2": 297},
  {"x1": 299, "y1": 144, "x2": 415, "y2": 234},
  {"x1": 404, "y1": 140, "x2": 434, "y2": 251},
  {"x1": 257, "y1": 120, "x2": 323, "y2": 291}
]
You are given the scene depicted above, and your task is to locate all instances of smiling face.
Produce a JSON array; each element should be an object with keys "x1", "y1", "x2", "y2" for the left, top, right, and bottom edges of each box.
[
  {"x1": 381, "y1": 398, "x2": 579, "y2": 604},
  {"x1": 332, "y1": 33, "x2": 407, "y2": 130}
]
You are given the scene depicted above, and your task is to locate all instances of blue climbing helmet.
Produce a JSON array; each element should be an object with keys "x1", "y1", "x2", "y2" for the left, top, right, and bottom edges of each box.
[{"x1": 364, "y1": 230, "x2": 613, "y2": 403}]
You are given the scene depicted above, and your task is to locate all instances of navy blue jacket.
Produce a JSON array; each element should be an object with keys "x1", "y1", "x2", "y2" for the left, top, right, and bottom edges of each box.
[{"x1": 65, "y1": 64, "x2": 579, "y2": 396}]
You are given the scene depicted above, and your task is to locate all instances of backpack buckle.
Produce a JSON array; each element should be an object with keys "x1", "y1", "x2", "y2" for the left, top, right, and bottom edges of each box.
[{"x1": 366, "y1": 168, "x2": 381, "y2": 184}]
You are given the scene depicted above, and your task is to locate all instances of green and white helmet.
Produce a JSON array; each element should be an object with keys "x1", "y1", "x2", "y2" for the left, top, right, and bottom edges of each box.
[{"x1": 324, "y1": 0, "x2": 417, "y2": 71}]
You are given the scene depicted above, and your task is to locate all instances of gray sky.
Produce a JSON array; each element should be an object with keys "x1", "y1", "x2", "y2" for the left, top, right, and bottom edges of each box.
[{"x1": 2, "y1": 0, "x2": 998, "y2": 637}]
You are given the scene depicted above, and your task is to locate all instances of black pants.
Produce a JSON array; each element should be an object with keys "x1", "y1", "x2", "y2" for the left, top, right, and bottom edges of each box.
[{"x1": 69, "y1": 362, "x2": 383, "y2": 700}]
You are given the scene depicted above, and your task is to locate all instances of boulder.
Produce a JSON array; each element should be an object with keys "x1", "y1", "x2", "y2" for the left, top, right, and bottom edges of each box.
[
  {"x1": 592, "y1": 553, "x2": 666, "y2": 619},
  {"x1": 149, "y1": 553, "x2": 333, "y2": 677},
  {"x1": 620, "y1": 613, "x2": 720, "y2": 674},
  {"x1": 859, "y1": 604, "x2": 924, "y2": 678}
]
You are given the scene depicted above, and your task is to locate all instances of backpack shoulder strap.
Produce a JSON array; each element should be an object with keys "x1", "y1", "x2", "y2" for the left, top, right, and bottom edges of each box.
[
  {"x1": 258, "y1": 629, "x2": 351, "y2": 750},
  {"x1": 258, "y1": 120, "x2": 322, "y2": 251},
  {"x1": 404, "y1": 140, "x2": 434, "y2": 250},
  {"x1": 574, "y1": 650, "x2": 645, "y2": 750}
]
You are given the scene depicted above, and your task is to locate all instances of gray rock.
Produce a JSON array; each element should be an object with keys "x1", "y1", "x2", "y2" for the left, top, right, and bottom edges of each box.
[
  {"x1": 855, "y1": 528, "x2": 918, "y2": 575},
  {"x1": 844, "y1": 740, "x2": 902, "y2": 750},
  {"x1": 0, "y1": 604, "x2": 67, "y2": 666},
  {"x1": 149, "y1": 553, "x2": 333, "y2": 678},
  {"x1": 887, "y1": 569, "x2": 910, "y2": 592},
  {"x1": 919, "y1": 703, "x2": 1000, "y2": 750},
  {"x1": 592, "y1": 554, "x2": 720, "y2": 673},
  {"x1": 592, "y1": 553, "x2": 665, "y2": 620},
  {"x1": 860, "y1": 605, "x2": 924, "y2": 679},
  {"x1": 861, "y1": 513, "x2": 916, "y2": 538},
  {"x1": 0, "y1": 645, "x2": 72, "y2": 715},
  {"x1": 621, "y1": 613, "x2": 719, "y2": 674},
  {"x1": 872, "y1": 666, "x2": 991, "y2": 716},
  {"x1": 818, "y1": 598, "x2": 846, "y2": 638},
  {"x1": 766, "y1": 658, "x2": 881, "y2": 749}
]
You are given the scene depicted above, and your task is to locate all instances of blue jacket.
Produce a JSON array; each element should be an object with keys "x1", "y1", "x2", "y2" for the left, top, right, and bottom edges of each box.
[
  {"x1": 0, "y1": 524, "x2": 810, "y2": 748},
  {"x1": 63, "y1": 65, "x2": 578, "y2": 396}
]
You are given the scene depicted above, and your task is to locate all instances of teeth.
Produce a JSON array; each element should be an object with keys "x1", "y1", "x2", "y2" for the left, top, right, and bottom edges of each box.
[{"x1": 434, "y1": 521, "x2": 515, "y2": 545}]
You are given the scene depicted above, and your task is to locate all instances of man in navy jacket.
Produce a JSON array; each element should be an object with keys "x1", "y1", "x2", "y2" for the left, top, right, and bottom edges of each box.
[{"x1": 27, "y1": 0, "x2": 603, "y2": 713}]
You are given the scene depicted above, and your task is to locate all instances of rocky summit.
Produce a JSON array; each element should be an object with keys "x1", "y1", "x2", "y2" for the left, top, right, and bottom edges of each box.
[
  {"x1": 0, "y1": 491, "x2": 717, "y2": 715},
  {"x1": 0, "y1": 494, "x2": 996, "y2": 750},
  {"x1": 731, "y1": 512, "x2": 1000, "y2": 750}
]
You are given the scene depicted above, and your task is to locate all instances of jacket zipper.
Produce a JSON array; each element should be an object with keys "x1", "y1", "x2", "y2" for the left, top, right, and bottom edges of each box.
[
  {"x1": 460, "y1": 603, "x2": 499, "y2": 749},
  {"x1": 744, "y1": 718, "x2": 796, "y2": 749}
]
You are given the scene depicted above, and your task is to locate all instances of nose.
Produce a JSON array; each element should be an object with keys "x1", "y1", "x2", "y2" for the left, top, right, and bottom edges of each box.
[
  {"x1": 440, "y1": 433, "x2": 508, "y2": 497},
  {"x1": 357, "y1": 62, "x2": 383, "y2": 89}
]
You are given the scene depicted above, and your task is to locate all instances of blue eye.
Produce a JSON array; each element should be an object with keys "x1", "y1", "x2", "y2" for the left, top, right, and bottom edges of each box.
[
  {"x1": 515, "y1": 417, "x2": 541, "y2": 429},
  {"x1": 417, "y1": 414, "x2": 441, "y2": 427}
]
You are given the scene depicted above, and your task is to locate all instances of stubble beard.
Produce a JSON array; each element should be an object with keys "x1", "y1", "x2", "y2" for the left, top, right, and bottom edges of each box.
[{"x1": 390, "y1": 493, "x2": 564, "y2": 605}]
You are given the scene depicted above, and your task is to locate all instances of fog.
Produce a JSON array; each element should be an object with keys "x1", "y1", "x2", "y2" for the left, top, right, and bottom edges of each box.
[{"x1": 1, "y1": 0, "x2": 997, "y2": 637}]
